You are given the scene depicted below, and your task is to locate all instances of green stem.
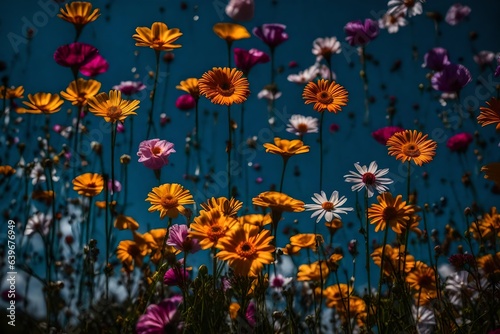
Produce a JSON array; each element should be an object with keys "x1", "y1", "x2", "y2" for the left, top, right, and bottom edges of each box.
[
  {"x1": 319, "y1": 111, "x2": 325, "y2": 191},
  {"x1": 279, "y1": 157, "x2": 289, "y2": 193},
  {"x1": 364, "y1": 189, "x2": 372, "y2": 313},
  {"x1": 146, "y1": 50, "x2": 161, "y2": 139},
  {"x1": 377, "y1": 225, "x2": 389, "y2": 309},
  {"x1": 360, "y1": 46, "x2": 370, "y2": 126},
  {"x1": 227, "y1": 105, "x2": 232, "y2": 198}
]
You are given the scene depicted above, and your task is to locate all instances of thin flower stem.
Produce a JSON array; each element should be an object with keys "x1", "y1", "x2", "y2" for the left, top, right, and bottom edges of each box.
[
  {"x1": 360, "y1": 46, "x2": 371, "y2": 126},
  {"x1": 227, "y1": 41, "x2": 232, "y2": 68},
  {"x1": 376, "y1": 225, "x2": 389, "y2": 310},
  {"x1": 319, "y1": 111, "x2": 325, "y2": 191},
  {"x1": 212, "y1": 246, "x2": 217, "y2": 291},
  {"x1": 194, "y1": 99, "x2": 202, "y2": 178},
  {"x1": 407, "y1": 161, "x2": 411, "y2": 203},
  {"x1": 146, "y1": 50, "x2": 161, "y2": 139},
  {"x1": 227, "y1": 105, "x2": 232, "y2": 198},
  {"x1": 364, "y1": 189, "x2": 372, "y2": 311},
  {"x1": 279, "y1": 157, "x2": 289, "y2": 193}
]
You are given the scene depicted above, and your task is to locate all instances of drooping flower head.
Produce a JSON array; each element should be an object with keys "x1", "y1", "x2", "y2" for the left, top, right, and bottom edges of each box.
[
  {"x1": 19, "y1": 93, "x2": 64, "y2": 114},
  {"x1": 60, "y1": 78, "x2": 101, "y2": 107},
  {"x1": 176, "y1": 78, "x2": 199, "y2": 100},
  {"x1": 80, "y1": 54, "x2": 109, "y2": 77},
  {"x1": 303, "y1": 79, "x2": 349, "y2": 113},
  {"x1": 72, "y1": 173, "x2": 104, "y2": 197},
  {"x1": 478, "y1": 97, "x2": 500, "y2": 131},
  {"x1": 445, "y1": 3, "x2": 471, "y2": 26},
  {"x1": 225, "y1": 0, "x2": 254, "y2": 21},
  {"x1": 387, "y1": 130, "x2": 437, "y2": 166},
  {"x1": 446, "y1": 132, "x2": 473, "y2": 153},
  {"x1": 0, "y1": 86, "x2": 24, "y2": 100},
  {"x1": 344, "y1": 19, "x2": 379, "y2": 47},
  {"x1": 216, "y1": 224, "x2": 274, "y2": 276},
  {"x1": 136, "y1": 296, "x2": 183, "y2": 334},
  {"x1": 372, "y1": 126, "x2": 405, "y2": 145},
  {"x1": 304, "y1": 190, "x2": 353, "y2": 223},
  {"x1": 367, "y1": 192, "x2": 416, "y2": 233},
  {"x1": 145, "y1": 183, "x2": 194, "y2": 219},
  {"x1": 112, "y1": 81, "x2": 146, "y2": 96},
  {"x1": 58, "y1": 1, "x2": 100, "y2": 38},
  {"x1": 263, "y1": 137, "x2": 310, "y2": 159},
  {"x1": 431, "y1": 63, "x2": 472, "y2": 93},
  {"x1": 344, "y1": 161, "x2": 394, "y2": 197},
  {"x1": 253, "y1": 23, "x2": 288, "y2": 49},
  {"x1": 234, "y1": 48, "x2": 270, "y2": 75},
  {"x1": 167, "y1": 224, "x2": 201, "y2": 254},
  {"x1": 137, "y1": 139, "x2": 176, "y2": 170},
  {"x1": 422, "y1": 47, "x2": 450, "y2": 71},
  {"x1": 54, "y1": 42, "x2": 99, "y2": 76},
  {"x1": 213, "y1": 23, "x2": 251, "y2": 43},
  {"x1": 133, "y1": 22, "x2": 183, "y2": 51},
  {"x1": 87, "y1": 90, "x2": 140, "y2": 123},
  {"x1": 198, "y1": 67, "x2": 250, "y2": 105}
]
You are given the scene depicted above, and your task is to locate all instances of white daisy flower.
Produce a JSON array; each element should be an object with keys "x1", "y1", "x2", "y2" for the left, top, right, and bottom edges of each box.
[
  {"x1": 257, "y1": 88, "x2": 282, "y2": 101},
  {"x1": 287, "y1": 64, "x2": 320, "y2": 84},
  {"x1": 25, "y1": 212, "x2": 51, "y2": 236},
  {"x1": 286, "y1": 114, "x2": 319, "y2": 136},
  {"x1": 304, "y1": 190, "x2": 353, "y2": 223},
  {"x1": 343, "y1": 161, "x2": 393, "y2": 197},
  {"x1": 445, "y1": 270, "x2": 478, "y2": 307},
  {"x1": 412, "y1": 305, "x2": 436, "y2": 334},
  {"x1": 29, "y1": 162, "x2": 60, "y2": 185},
  {"x1": 378, "y1": 13, "x2": 408, "y2": 34},
  {"x1": 387, "y1": 0, "x2": 425, "y2": 18},
  {"x1": 312, "y1": 37, "x2": 342, "y2": 62},
  {"x1": 269, "y1": 273, "x2": 293, "y2": 292}
]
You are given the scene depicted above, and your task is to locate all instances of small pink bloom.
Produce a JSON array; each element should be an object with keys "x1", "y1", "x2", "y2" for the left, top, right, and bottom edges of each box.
[
  {"x1": 116, "y1": 122, "x2": 125, "y2": 133},
  {"x1": 80, "y1": 54, "x2": 109, "y2": 77},
  {"x1": 53, "y1": 124, "x2": 63, "y2": 133},
  {"x1": 137, "y1": 139, "x2": 176, "y2": 170},
  {"x1": 112, "y1": 81, "x2": 146, "y2": 96},
  {"x1": 447, "y1": 132, "x2": 473, "y2": 152},
  {"x1": 175, "y1": 94, "x2": 196, "y2": 111},
  {"x1": 225, "y1": 0, "x2": 254, "y2": 21},
  {"x1": 255, "y1": 177, "x2": 263, "y2": 184},
  {"x1": 107, "y1": 179, "x2": 122, "y2": 195},
  {"x1": 166, "y1": 224, "x2": 200, "y2": 254},
  {"x1": 445, "y1": 3, "x2": 471, "y2": 26},
  {"x1": 288, "y1": 60, "x2": 298, "y2": 68},
  {"x1": 164, "y1": 262, "x2": 190, "y2": 286},
  {"x1": 372, "y1": 126, "x2": 405, "y2": 145},
  {"x1": 329, "y1": 123, "x2": 340, "y2": 133},
  {"x1": 234, "y1": 48, "x2": 269, "y2": 75}
]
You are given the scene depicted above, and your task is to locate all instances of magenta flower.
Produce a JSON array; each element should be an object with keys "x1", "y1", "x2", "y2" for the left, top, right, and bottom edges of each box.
[
  {"x1": 253, "y1": 24, "x2": 288, "y2": 49},
  {"x1": 234, "y1": 48, "x2": 270, "y2": 75},
  {"x1": 107, "y1": 179, "x2": 122, "y2": 195},
  {"x1": 166, "y1": 224, "x2": 200, "y2": 254},
  {"x1": 372, "y1": 126, "x2": 404, "y2": 145},
  {"x1": 116, "y1": 122, "x2": 125, "y2": 133},
  {"x1": 112, "y1": 81, "x2": 146, "y2": 96},
  {"x1": 245, "y1": 302, "x2": 256, "y2": 328},
  {"x1": 344, "y1": 19, "x2": 379, "y2": 47},
  {"x1": 445, "y1": 3, "x2": 471, "y2": 26},
  {"x1": 431, "y1": 63, "x2": 471, "y2": 93},
  {"x1": 495, "y1": 56, "x2": 500, "y2": 77},
  {"x1": 136, "y1": 296, "x2": 183, "y2": 334},
  {"x1": 175, "y1": 94, "x2": 196, "y2": 111},
  {"x1": 225, "y1": 0, "x2": 254, "y2": 21},
  {"x1": 80, "y1": 54, "x2": 109, "y2": 77},
  {"x1": 54, "y1": 42, "x2": 98, "y2": 75},
  {"x1": 137, "y1": 139, "x2": 176, "y2": 170},
  {"x1": 447, "y1": 132, "x2": 473, "y2": 152},
  {"x1": 164, "y1": 261, "x2": 190, "y2": 286},
  {"x1": 422, "y1": 47, "x2": 450, "y2": 71}
]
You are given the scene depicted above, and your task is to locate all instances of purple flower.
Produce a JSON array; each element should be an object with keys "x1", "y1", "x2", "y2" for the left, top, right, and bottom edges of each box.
[
  {"x1": 445, "y1": 3, "x2": 471, "y2": 26},
  {"x1": 473, "y1": 51, "x2": 496, "y2": 66},
  {"x1": 344, "y1": 19, "x2": 379, "y2": 47},
  {"x1": 372, "y1": 126, "x2": 405, "y2": 145},
  {"x1": 253, "y1": 23, "x2": 288, "y2": 49},
  {"x1": 137, "y1": 139, "x2": 176, "y2": 170},
  {"x1": 245, "y1": 302, "x2": 257, "y2": 327},
  {"x1": 175, "y1": 94, "x2": 196, "y2": 111},
  {"x1": 225, "y1": 0, "x2": 254, "y2": 21},
  {"x1": 136, "y1": 296, "x2": 183, "y2": 334},
  {"x1": 447, "y1": 132, "x2": 473, "y2": 152},
  {"x1": 431, "y1": 63, "x2": 472, "y2": 93},
  {"x1": 234, "y1": 48, "x2": 270, "y2": 75},
  {"x1": 107, "y1": 179, "x2": 122, "y2": 195},
  {"x1": 167, "y1": 224, "x2": 200, "y2": 254},
  {"x1": 54, "y1": 42, "x2": 98, "y2": 73},
  {"x1": 80, "y1": 54, "x2": 109, "y2": 77},
  {"x1": 422, "y1": 47, "x2": 451, "y2": 71},
  {"x1": 164, "y1": 262, "x2": 190, "y2": 286},
  {"x1": 495, "y1": 56, "x2": 500, "y2": 77},
  {"x1": 112, "y1": 81, "x2": 146, "y2": 96}
]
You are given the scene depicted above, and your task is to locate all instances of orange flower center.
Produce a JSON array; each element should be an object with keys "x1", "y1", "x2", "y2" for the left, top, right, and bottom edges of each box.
[
  {"x1": 107, "y1": 106, "x2": 123, "y2": 119},
  {"x1": 217, "y1": 82, "x2": 235, "y2": 97},
  {"x1": 236, "y1": 241, "x2": 255, "y2": 258},
  {"x1": 152, "y1": 146, "x2": 162, "y2": 155},
  {"x1": 417, "y1": 274, "x2": 434, "y2": 288},
  {"x1": 382, "y1": 206, "x2": 398, "y2": 222},
  {"x1": 402, "y1": 143, "x2": 421, "y2": 157},
  {"x1": 297, "y1": 123, "x2": 309, "y2": 133},
  {"x1": 207, "y1": 225, "x2": 226, "y2": 241},
  {"x1": 86, "y1": 182, "x2": 97, "y2": 189},
  {"x1": 362, "y1": 172, "x2": 376, "y2": 185},
  {"x1": 317, "y1": 91, "x2": 333, "y2": 104},
  {"x1": 322, "y1": 202, "x2": 334, "y2": 211},
  {"x1": 160, "y1": 195, "x2": 178, "y2": 209},
  {"x1": 127, "y1": 244, "x2": 141, "y2": 258}
]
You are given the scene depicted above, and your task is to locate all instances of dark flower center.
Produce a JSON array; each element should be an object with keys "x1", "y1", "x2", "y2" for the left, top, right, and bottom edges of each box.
[
  {"x1": 161, "y1": 195, "x2": 178, "y2": 209},
  {"x1": 107, "y1": 106, "x2": 122, "y2": 119},
  {"x1": 317, "y1": 91, "x2": 333, "y2": 104},
  {"x1": 404, "y1": 0, "x2": 415, "y2": 7},
  {"x1": 152, "y1": 146, "x2": 162, "y2": 155},
  {"x1": 362, "y1": 172, "x2": 376, "y2": 185},
  {"x1": 297, "y1": 123, "x2": 309, "y2": 133},
  {"x1": 382, "y1": 206, "x2": 398, "y2": 222},
  {"x1": 322, "y1": 202, "x2": 334, "y2": 211},
  {"x1": 218, "y1": 81, "x2": 235, "y2": 97},
  {"x1": 208, "y1": 225, "x2": 225, "y2": 240},
  {"x1": 237, "y1": 241, "x2": 255, "y2": 257},
  {"x1": 402, "y1": 143, "x2": 421, "y2": 157}
]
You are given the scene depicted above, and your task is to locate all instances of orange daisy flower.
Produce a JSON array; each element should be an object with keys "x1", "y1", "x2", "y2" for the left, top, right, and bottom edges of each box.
[
  {"x1": 143, "y1": 228, "x2": 179, "y2": 265},
  {"x1": 133, "y1": 22, "x2": 183, "y2": 51},
  {"x1": 58, "y1": 1, "x2": 100, "y2": 27},
  {"x1": 263, "y1": 137, "x2": 310, "y2": 158},
  {"x1": 323, "y1": 283, "x2": 352, "y2": 308},
  {"x1": 200, "y1": 196, "x2": 243, "y2": 218},
  {"x1": 145, "y1": 183, "x2": 194, "y2": 219},
  {"x1": 481, "y1": 162, "x2": 500, "y2": 186},
  {"x1": 0, "y1": 165, "x2": 16, "y2": 176},
  {"x1": 0, "y1": 86, "x2": 24, "y2": 100},
  {"x1": 371, "y1": 244, "x2": 415, "y2": 277},
  {"x1": 72, "y1": 173, "x2": 104, "y2": 197},
  {"x1": 406, "y1": 261, "x2": 436, "y2": 292},
  {"x1": 302, "y1": 79, "x2": 348, "y2": 113},
  {"x1": 297, "y1": 261, "x2": 330, "y2": 281},
  {"x1": 18, "y1": 92, "x2": 64, "y2": 114},
  {"x1": 189, "y1": 209, "x2": 239, "y2": 249},
  {"x1": 289, "y1": 233, "x2": 323, "y2": 252},
  {"x1": 367, "y1": 192, "x2": 415, "y2": 233},
  {"x1": 116, "y1": 238, "x2": 149, "y2": 272},
  {"x1": 60, "y1": 78, "x2": 101, "y2": 107},
  {"x1": 216, "y1": 224, "x2": 274, "y2": 276},
  {"x1": 198, "y1": 67, "x2": 250, "y2": 105},
  {"x1": 213, "y1": 23, "x2": 251, "y2": 42},
  {"x1": 477, "y1": 252, "x2": 500, "y2": 280},
  {"x1": 114, "y1": 214, "x2": 139, "y2": 231},
  {"x1": 478, "y1": 97, "x2": 500, "y2": 131},
  {"x1": 239, "y1": 214, "x2": 272, "y2": 228},
  {"x1": 176, "y1": 78, "x2": 199, "y2": 100},
  {"x1": 387, "y1": 130, "x2": 437, "y2": 166},
  {"x1": 252, "y1": 191, "x2": 305, "y2": 213},
  {"x1": 87, "y1": 90, "x2": 140, "y2": 123},
  {"x1": 469, "y1": 207, "x2": 500, "y2": 240}
]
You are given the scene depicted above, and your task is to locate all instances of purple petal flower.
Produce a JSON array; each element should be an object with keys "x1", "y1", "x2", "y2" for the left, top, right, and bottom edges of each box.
[
  {"x1": 253, "y1": 23, "x2": 288, "y2": 49},
  {"x1": 234, "y1": 48, "x2": 270, "y2": 75},
  {"x1": 166, "y1": 224, "x2": 200, "y2": 254},
  {"x1": 164, "y1": 262, "x2": 190, "y2": 286},
  {"x1": 137, "y1": 139, "x2": 176, "y2": 170},
  {"x1": 112, "y1": 81, "x2": 146, "y2": 96},
  {"x1": 225, "y1": 0, "x2": 254, "y2": 21},
  {"x1": 431, "y1": 63, "x2": 472, "y2": 93},
  {"x1": 344, "y1": 19, "x2": 379, "y2": 47},
  {"x1": 447, "y1": 132, "x2": 473, "y2": 152},
  {"x1": 372, "y1": 126, "x2": 405, "y2": 145},
  {"x1": 136, "y1": 296, "x2": 183, "y2": 334},
  {"x1": 80, "y1": 54, "x2": 109, "y2": 77},
  {"x1": 107, "y1": 179, "x2": 122, "y2": 195},
  {"x1": 422, "y1": 47, "x2": 451, "y2": 71},
  {"x1": 445, "y1": 3, "x2": 471, "y2": 26},
  {"x1": 175, "y1": 94, "x2": 196, "y2": 111},
  {"x1": 54, "y1": 42, "x2": 98, "y2": 70}
]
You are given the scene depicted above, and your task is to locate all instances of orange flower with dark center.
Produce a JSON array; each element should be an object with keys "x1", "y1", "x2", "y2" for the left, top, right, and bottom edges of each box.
[
  {"x1": 133, "y1": 22, "x2": 183, "y2": 51},
  {"x1": 263, "y1": 137, "x2": 310, "y2": 158},
  {"x1": 145, "y1": 183, "x2": 194, "y2": 219},
  {"x1": 87, "y1": 90, "x2": 140, "y2": 123},
  {"x1": 406, "y1": 261, "x2": 436, "y2": 291},
  {"x1": 478, "y1": 97, "x2": 500, "y2": 131},
  {"x1": 198, "y1": 67, "x2": 250, "y2": 105},
  {"x1": 302, "y1": 79, "x2": 349, "y2": 113},
  {"x1": 200, "y1": 196, "x2": 243, "y2": 217},
  {"x1": 387, "y1": 130, "x2": 437, "y2": 166},
  {"x1": 72, "y1": 173, "x2": 104, "y2": 197},
  {"x1": 60, "y1": 78, "x2": 101, "y2": 107},
  {"x1": 371, "y1": 244, "x2": 415, "y2": 277},
  {"x1": 368, "y1": 192, "x2": 415, "y2": 233},
  {"x1": 297, "y1": 261, "x2": 330, "y2": 281},
  {"x1": 323, "y1": 283, "x2": 352, "y2": 308},
  {"x1": 189, "y1": 209, "x2": 238, "y2": 249},
  {"x1": 477, "y1": 252, "x2": 500, "y2": 279},
  {"x1": 58, "y1": 1, "x2": 100, "y2": 27}
]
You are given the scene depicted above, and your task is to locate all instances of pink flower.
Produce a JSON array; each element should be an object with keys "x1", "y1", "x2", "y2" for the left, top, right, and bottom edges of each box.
[
  {"x1": 137, "y1": 139, "x2": 176, "y2": 170},
  {"x1": 164, "y1": 261, "x2": 190, "y2": 286},
  {"x1": 116, "y1": 122, "x2": 125, "y2": 133},
  {"x1": 234, "y1": 48, "x2": 270, "y2": 75},
  {"x1": 107, "y1": 179, "x2": 122, "y2": 195},
  {"x1": 136, "y1": 296, "x2": 183, "y2": 334},
  {"x1": 445, "y1": 3, "x2": 471, "y2": 26},
  {"x1": 80, "y1": 54, "x2": 109, "y2": 77},
  {"x1": 253, "y1": 23, "x2": 288, "y2": 49},
  {"x1": 447, "y1": 132, "x2": 473, "y2": 152},
  {"x1": 167, "y1": 224, "x2": 200, "y2": 254},
  {"x1": 112, "y1": 81, "x2": 146, "y2": 96},
  {"x1": 175, "y1": 94, "x2": 196, "y2": 111},
  {"x1": 372, "y1": 126, "x2": 404, "y2": 145},
  {"x1": 225, "y1": 0, "x2": 254, "y2": 21},
  {"x1": 54, "y1": 42, "x2": 98, "y2": 75}
]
